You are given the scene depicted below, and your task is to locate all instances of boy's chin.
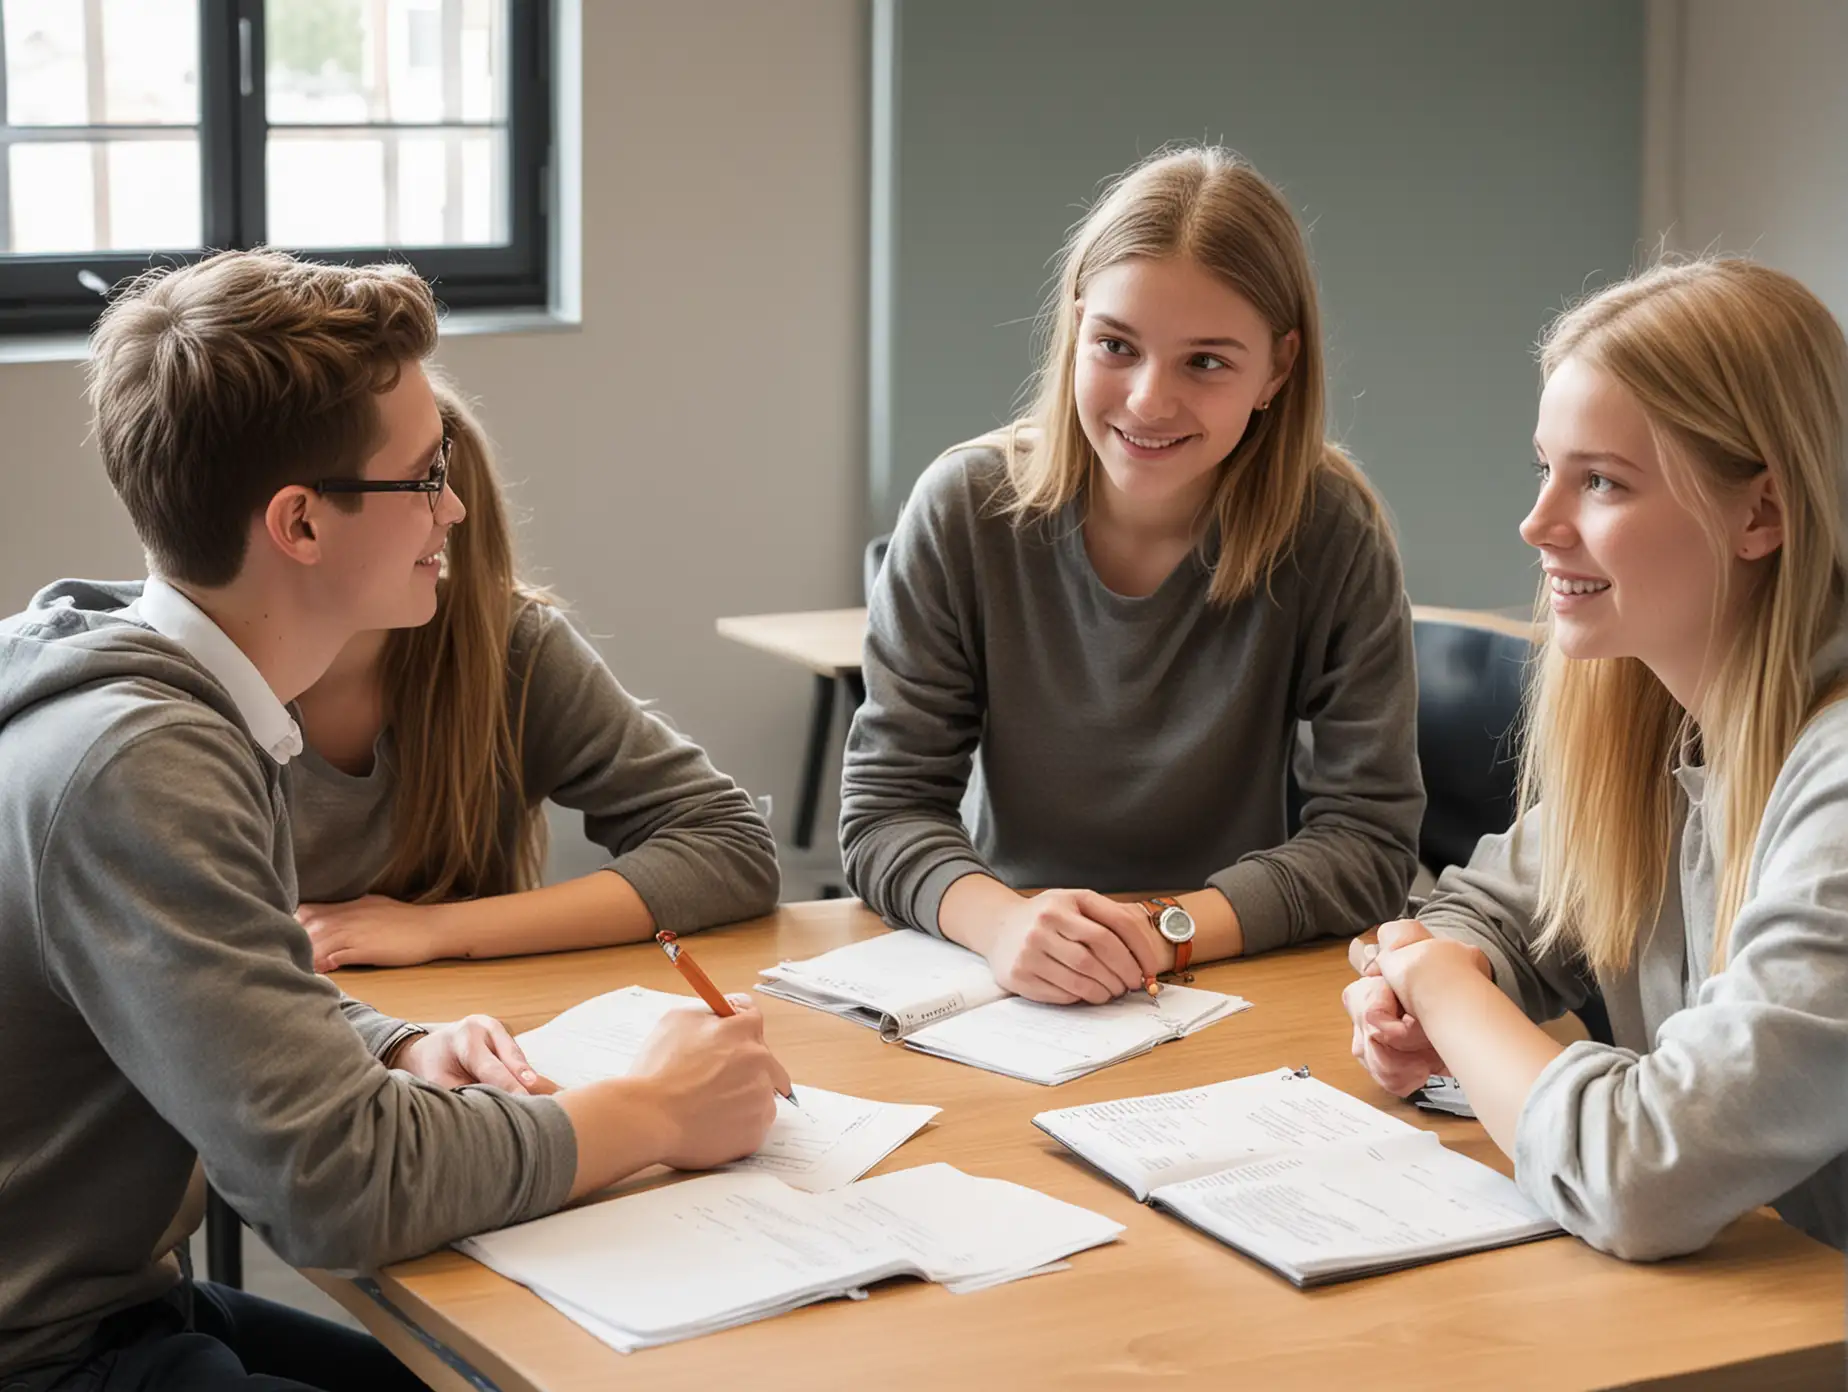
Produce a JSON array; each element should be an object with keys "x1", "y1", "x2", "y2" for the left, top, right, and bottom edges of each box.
[{"x1": 373, "y1": 591, "x2": 441, "y2": 631}]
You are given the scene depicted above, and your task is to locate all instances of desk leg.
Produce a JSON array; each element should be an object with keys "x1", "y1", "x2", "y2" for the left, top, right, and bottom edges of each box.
[
  {"x1": 792, "y1": 673, "x2": 836, "y2": 851},
  {"x1": 845, "y1": 671, "x2": 866, "y2": 710},
  {"x1": 205, "y1": 1186, "x2": 244, "y2": 1289}
]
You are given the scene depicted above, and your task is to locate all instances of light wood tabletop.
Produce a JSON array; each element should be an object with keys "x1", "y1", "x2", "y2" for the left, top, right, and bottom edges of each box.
[
  {"x1": 715, "y1": 607, "x2": 869, "y2": 676},
  {"x1": 317, "y1": 901, "x2": 1846, "y2": 1392}
]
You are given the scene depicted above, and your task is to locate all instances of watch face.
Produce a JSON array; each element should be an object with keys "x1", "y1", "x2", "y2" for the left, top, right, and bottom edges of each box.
[{"x1": 1157, "y1": 905, "x2": 1195, "y2": 943}]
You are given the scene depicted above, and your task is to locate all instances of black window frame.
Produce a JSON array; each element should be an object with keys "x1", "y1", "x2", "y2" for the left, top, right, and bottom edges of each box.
[{"x1": 0, "y1": 0, "x2": 551, "y2": 335}]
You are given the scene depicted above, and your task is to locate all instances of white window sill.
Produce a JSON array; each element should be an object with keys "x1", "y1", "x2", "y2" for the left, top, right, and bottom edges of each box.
[{"x1": 0, "y1": 304, "x2": 580, "y2": 367}]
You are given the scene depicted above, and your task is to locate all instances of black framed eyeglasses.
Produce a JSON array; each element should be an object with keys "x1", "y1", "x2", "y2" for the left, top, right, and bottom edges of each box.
[{"x1": 313, "y1": 437, "x2": 452, "y2": 514}]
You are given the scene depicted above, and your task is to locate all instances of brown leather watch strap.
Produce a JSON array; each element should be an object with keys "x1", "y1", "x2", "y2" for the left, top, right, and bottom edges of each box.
[{"x1": 1144, "y1": 896, "x2": 1193, "y2": 978}]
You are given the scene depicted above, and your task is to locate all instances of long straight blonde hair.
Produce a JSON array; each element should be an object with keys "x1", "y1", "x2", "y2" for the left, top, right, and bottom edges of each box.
[
  {"x1": 1521, "y1": 259, "x2": 1848, "y2": 975},
  {"x1": 370, "y1": 378, "x2": 555, "y2": 902},
  {"x1": 996, "y1": 145, "x2": 1382, "y2": 605}
]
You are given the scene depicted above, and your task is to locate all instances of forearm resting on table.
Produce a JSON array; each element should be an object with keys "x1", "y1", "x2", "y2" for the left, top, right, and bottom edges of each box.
[
  {"x1": 556, "y1": 1074, "x2": 677, "y2": 1200},
  {"x1": 1403, "y1": 964, "x2": 1564, "y2": 1157},
  {"x1": 936, "y1": 873, "x2": 1027, "y2": 952},
  {"x1": 1171, "y1": 887, "x2": 1243, "y2": 964},
  {"x1": 937, "y1": 873, "x2": 1244, "y2": 965},
  {"x1": 436, "y1": 870, "x2": 656, "y2": 959}
]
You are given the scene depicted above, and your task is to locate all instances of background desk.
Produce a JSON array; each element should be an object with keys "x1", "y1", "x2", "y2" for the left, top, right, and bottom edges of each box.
[
  {"x1": 713, "y1": 603, "x2": 1539, "y2": 857},
  {"x1": 319, "y1": 902, "x2": 1846, "y2": 1392},
  {"x1": 716, "y1": 608, "x2": 868, "y2": 852}
]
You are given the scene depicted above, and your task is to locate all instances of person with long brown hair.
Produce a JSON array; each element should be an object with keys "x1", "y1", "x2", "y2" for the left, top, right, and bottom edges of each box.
[
  {"x1": 289, "y1": 378, "x2": 779, "y2": 970},
  {"x1": 1346, "y1": 258, "x2": 1848, "y2": 1259},
  {"x1": 840, "y1": 145, "x2": 1423, "y2": 1000}
]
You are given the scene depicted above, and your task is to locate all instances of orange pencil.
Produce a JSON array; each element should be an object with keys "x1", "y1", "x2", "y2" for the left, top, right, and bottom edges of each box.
[{"x1": 655, "y1": 931, "x2": 798, "y2": 1106}]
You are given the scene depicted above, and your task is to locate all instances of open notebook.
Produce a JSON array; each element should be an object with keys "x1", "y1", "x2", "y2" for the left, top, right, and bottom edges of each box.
[
  {"x1": 1034, "y1": 1068, "x2": 1561, "y2": 1286},
  {"x1": 760, "y1": 930, "x2": 1250, "y2": 1085},
  {"x1": 516, "y1": 985, "x2": 939, "y2": 1192},
  {"x1": 758, "y1": 930, "x2": 1009, "y2": 1039},
  {"x1": 459, "y1": 1163, "x2": 1125, "y2": 1352}
]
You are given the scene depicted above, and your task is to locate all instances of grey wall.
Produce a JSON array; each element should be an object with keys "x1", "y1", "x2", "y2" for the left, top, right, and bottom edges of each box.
[{"x1": 871, "y1": 0, "x2": 1645, "y2": 610}]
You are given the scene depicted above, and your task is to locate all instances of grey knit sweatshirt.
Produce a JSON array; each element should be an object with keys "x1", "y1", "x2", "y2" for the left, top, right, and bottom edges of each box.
[
  {"x1": 1421, "y1": 643, "x2": 1848, "y2": 1258},
  {"x1": 284, "y1": 601, "x2": 779, "y2": 925},
  {"x1": 841, "y1": 445, "x2": 1424, "y2": 953},
  {"x1": 0, "y1": 581, "x2": 577, "y2": 1376}
]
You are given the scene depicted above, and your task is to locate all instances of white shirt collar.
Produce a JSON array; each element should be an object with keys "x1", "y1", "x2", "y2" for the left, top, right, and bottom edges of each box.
[{"x1": 129, "y1": 576, "x2": 305, "y2": 765}]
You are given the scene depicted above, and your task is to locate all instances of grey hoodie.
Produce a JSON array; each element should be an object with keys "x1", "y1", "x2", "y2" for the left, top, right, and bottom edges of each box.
[
  {"x1": 0, "y1": 581, "x2": 577, "y2": 1376},
  {"x1": 1420, "y1": 636, "x2": 1848, "y2": 1260}
]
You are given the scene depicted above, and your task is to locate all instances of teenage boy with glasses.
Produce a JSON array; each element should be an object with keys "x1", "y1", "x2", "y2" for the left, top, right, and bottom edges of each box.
[{"x1": 0, "y1": 250, "x2": 790, "y2": 1392}]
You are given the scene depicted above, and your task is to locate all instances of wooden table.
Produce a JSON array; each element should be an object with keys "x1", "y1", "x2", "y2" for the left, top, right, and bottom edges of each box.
[
  {"x1": 315, "y1": 902, "x2": 1846, "y2": 1392},
  {"x1": 716, "y1": 608, "x2": 869, "y2": 851}
]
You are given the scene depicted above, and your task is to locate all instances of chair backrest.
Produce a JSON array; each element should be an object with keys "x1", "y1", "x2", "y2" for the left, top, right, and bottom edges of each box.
[
  {"x1": 864, "y1": 533, "x2": 892, "y2": 603},
  {"x1": 1282, "y1": 606, "x2": 1533, "y2": 872},
  {"x1": 1410, "y1": 606, "x2": 1534, "y2": 872}
]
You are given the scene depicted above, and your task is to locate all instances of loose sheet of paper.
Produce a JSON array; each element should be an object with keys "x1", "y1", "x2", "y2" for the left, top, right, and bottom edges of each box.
[
  {"x1": 515, "y1": 985, "x2": 938, "y2": 1192},
  {"x1": 759, "y1": 931, "x2": 1009, "y2": 1037},
  {"x1": 743, "y1": 1084, "x2": 941, "y2": 1193},
  {"x1": 903, "y1": 983, "x2": 1250, "y2": 1085},
  {"x1": 1035, "y1": 1068, "x2": 1423, "y2": 1198},
  {"x1": 840, "y1": 1163, "x2": 1125, "y2": 1292},
  {"x1": 1153, "y1": 1134, "x2": 1559, "y2": 1282},
  {"x1": 459, "y1": 1163, "x2": 1124, "y2": 1351},
  {"x1": 516, "y1": 984, "x2": 693, "y2": 1088},
  {"x1": 460, "y1": 1171, "x2": 906, "y2": 1348}
]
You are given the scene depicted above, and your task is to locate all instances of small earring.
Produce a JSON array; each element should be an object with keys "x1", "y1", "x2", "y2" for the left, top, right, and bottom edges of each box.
[{"x1": 1255, "y1": 399, "x2": 1271, "y2": 412}]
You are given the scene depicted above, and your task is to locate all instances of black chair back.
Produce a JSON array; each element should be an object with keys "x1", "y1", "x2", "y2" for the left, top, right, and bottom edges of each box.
[
  {"x1": 1413, "y1": 613, "x2": 1530, "y2": 872},
  {"x1": 1409, "y1": 610, "x2": 1612, "y2": 1043}
]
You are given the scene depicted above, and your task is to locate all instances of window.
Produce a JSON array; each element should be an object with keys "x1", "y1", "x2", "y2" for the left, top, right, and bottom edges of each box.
[{"x1": 0, "y1": 0, "x2": 550, "y2": 333}]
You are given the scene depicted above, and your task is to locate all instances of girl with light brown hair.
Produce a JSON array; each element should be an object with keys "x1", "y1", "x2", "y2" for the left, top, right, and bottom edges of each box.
[
  {"x1": 290, "y1": 378, "x2": 779, "y2": 969},
  {"x1": 1347, "y1": 257, "x2": 1848, "y2": 1258},
  {"x1": 841, "y1": 145, "x2": 1423, "y2": 1000}
]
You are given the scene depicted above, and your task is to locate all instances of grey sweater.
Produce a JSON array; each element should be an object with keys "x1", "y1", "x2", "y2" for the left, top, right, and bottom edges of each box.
[
  {"x1": 841, "y1": 445, "x2": 1423, "y2": 953},
  {"x1": 1420, "y1": 682, "x2": 1848, "y2": 1258},
  {"x1": 0, "y1": 581, "x2": 577, "y2": 1376},
  {"x1": 287, "y1": 601, "x2": 778, "y2": 927}
]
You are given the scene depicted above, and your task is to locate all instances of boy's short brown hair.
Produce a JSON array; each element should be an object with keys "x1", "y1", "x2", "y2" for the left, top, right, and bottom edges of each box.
[{"x1": 88, "y1": 249, "x2": 440, "y2": 588}]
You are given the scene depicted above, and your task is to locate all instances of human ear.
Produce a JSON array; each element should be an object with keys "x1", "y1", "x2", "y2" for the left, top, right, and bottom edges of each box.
[
  {"x1": 1736, "y1": 469, "x2": 1785, "y2": 562},
  {"x1": 1266, "y1": 329, "x2": 1301, "y2": 401},
  {"x1": 262, "y1": 485, "x2": 324, "y2": 567}
]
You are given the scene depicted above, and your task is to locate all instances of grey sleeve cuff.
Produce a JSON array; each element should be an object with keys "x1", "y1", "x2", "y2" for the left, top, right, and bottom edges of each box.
[
  {"x1": 498, "y1": 1092, "x2": 580, "y2": 1225},
  {"x1": 339, "y1": 996, "x2": 415, "y2": 1060},
  {"x1": 917, "y1": 858, "x2": 994, "y2": 938},
  {"x1": 1209, "y1": 858, "x2": 1294, "y2": 957},
  {"x1": 1510, "y1": 1040, "x2": 1696, "y2": 1261},
  {"x1": 604, "y1": 844, "x2": 780, "y2": 936}
]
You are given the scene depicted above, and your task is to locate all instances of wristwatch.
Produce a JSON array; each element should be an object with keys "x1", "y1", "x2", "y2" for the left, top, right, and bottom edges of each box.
[{"x1": 1143, "y1": 896, "x2": 1195, "y2": 981}]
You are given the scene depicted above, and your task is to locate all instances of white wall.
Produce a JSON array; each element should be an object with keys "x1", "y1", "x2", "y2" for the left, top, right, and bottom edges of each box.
[
  {"x1": 0, "y1": 1, "x2": 869, "y2": 886},
  {"x1": 1647, "y1": 0, "x2": 1848, "y2": 320}
]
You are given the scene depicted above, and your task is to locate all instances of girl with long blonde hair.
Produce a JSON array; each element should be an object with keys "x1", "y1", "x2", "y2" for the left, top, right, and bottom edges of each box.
[
  {"x1": 1347, "y1": 258, "x2": 1848, "y2": 1257},
  {"x1": 841, "y1": 146, "x2": 1423, "y2": 1000},
  {"x1": 290, "y1": 378, "x2": 779, "y2": 969}
]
